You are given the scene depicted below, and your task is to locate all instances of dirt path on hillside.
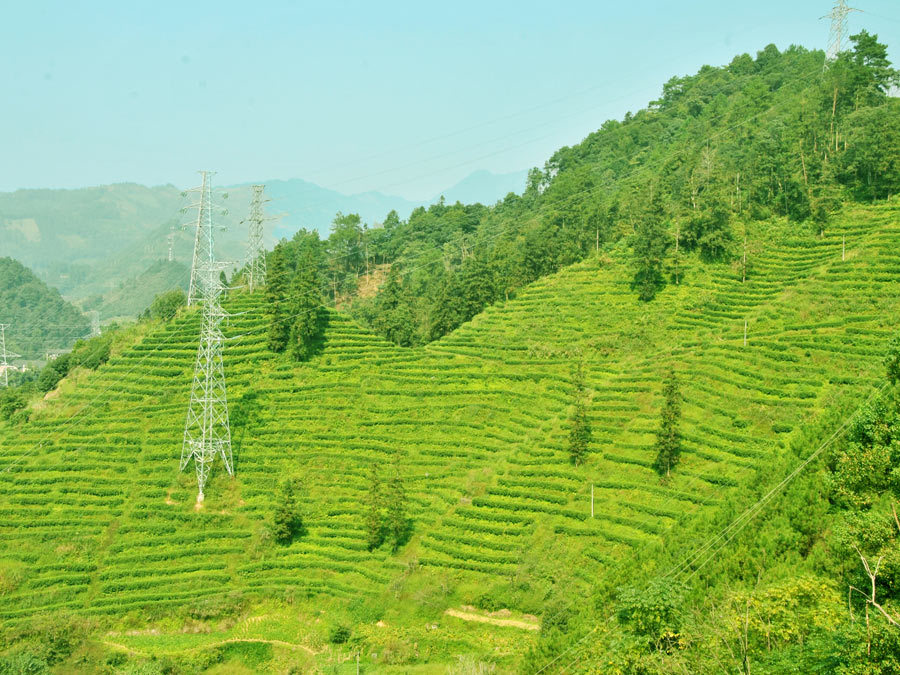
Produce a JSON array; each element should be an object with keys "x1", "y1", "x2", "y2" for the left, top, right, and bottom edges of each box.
[{"x1": 444, "y1": 608, "x2": 540, "y2": 631}]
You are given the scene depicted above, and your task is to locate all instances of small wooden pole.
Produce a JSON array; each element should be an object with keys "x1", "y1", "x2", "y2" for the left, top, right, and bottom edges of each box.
[{"x1": 742, "y1": 236, "x2": 747, "y2": 284}]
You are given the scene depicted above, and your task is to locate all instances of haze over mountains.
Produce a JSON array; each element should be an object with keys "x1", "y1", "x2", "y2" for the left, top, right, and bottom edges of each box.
[{"x1": 0, "y1": 168, "x2": 526, "y2": 317}]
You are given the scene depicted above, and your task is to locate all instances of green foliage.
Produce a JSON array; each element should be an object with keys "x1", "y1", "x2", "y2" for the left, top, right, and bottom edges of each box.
[
  {"x1": 387, "y1": 456, "x2": 410, "y2": 550},
  {"x1": 630, "y1": 196, "x2": 671, "y2": 301},
  {"x1": 372, "y1": 267, "x2": 417, "y2": 347},
  {"x1": 365, "y1": 463, "x2": 385, "y2": 551},
  {"x1": 33, "y1": 333, "x2": 113, "y2": 392},
  {"x1": 683, "y1": 201, "x2": 733, "y2": 261},
  {"x1": 287, "y1": 251, "x2": 326, "y2": 361},
  {"x1": 8, "y1": 613, "x2": 92, "y2": 666},
  {"x1": 104, "y1": 260, "x2": 189, "y2": 321},
  {"x1": 328, "y1": 624, "x2": 351, "y2": 644},
  {"x1": 0, "y1": 389, "x2": 27, "y2": 422},
  {"x1": 266, "y1": 243, "x2": 291, "y2": 353},
  {"x1": 652, "y1": 369, "x2": 683, "y2": 476},
  {"x1": 567, "y1": 366, "x2": 591, "y2": 465},
  {"x1": 0, "y1": 257, "x2": 90, "y2": 359},
  {"x1": 841, "y1": 100, "x2": 900, "y2": 203},
  {"x1": 272, "y1": 478, "x2": 304, "y2": 545},
  {"x1": 616, "y1": 578, "x2": 685, "y2": 648},
  {"x1": 327, "y1": 212, "x2": 364, "y2": 297},
  {"x1": 886, "y1": 334, "x2": 900, "y2": 386},
  {"x1": 147, "y1": 289, "x2": 186, "y2": 321},
  {"x1": 0, "y1": 650, "x2": 49, "y2": 674}
]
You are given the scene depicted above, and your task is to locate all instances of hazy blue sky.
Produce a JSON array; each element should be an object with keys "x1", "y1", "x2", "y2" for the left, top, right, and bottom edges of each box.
[{"x1": 2, "y1": 1, "x2": 899, "y2": 200}]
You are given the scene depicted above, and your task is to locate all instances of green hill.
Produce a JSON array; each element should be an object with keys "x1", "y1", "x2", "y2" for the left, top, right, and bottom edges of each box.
[
  {"x1": 1, "y1": 201, "x2": 898, "y2": 671},
  {"x1": 0, "y1": 257, "x2": 90, "y2": 360},
  {"x1": 86, "y1": 259, "x2": 190, "y2": 321}
]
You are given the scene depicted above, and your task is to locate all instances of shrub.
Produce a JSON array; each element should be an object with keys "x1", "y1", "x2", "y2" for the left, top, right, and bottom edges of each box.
[
  {"x1": 0, "y1": 389, "x2": 27, "y2": 421},
  {"x1": 148, "y1": 289, "x2": 187, "y2": 321},
  {"x1": 329, "y1": 624, "x2": 351, "y2": 644}
]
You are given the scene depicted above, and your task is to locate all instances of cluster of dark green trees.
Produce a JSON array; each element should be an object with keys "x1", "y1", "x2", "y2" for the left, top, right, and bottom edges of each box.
[
  {"x1": 265, "y1": 241, "x2": 327, "y2": 360},
  {"x1": 261, "y1": 34, "x2": 899, "y2": 346}
]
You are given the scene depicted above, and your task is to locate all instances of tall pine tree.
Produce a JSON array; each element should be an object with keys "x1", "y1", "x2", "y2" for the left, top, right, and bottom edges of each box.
[
  {"x1": 631, "y1": 195, "x2": 671, "y2": 302},
  {"x1": 653, "y1": 369, "x2": 683, "y2": 477},
  {"x1": 288, "y1": 250, "x2": 325, "y2": 361},
  {"x1": 374, "y1": 267, "x2": 417, "y2": 347},
  {"x1": 266, "y1": 243, "x2": 291, "y2": 353},
  {"x1": 365, "y1": 463, "x2": 385, "y2": 551},
  {"x1": 568, "y1": 364, "x2": 592, "y2": 465}
]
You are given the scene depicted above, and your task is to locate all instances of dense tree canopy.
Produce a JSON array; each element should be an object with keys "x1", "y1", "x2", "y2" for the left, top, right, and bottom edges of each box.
[{"x1": 0, "y1": 257, "x2": 90, "y2": 359}]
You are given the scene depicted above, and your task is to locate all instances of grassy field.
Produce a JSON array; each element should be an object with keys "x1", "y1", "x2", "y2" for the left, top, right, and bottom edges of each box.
[{"x1": 1, "y1": 203, "x2": 898, "y2": 671}]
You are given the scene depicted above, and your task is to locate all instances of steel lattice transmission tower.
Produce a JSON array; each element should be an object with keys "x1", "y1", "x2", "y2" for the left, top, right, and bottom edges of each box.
[
  {"x1": 180, "y1": 261, "x2": 234, "y2": 503},
  {"x1": 0, "y1": 325, "x2": 20, "y2": 388},
  {"x1": 167, "y1": 224, "x2": 175, "y2": 262},
  {"x1": 822, "y1": 1, "x2": 860, "y2": 63},
  {"x1": 245, "y1": 185, "x2": 269, "y2": 292},
  {"x1": 186, "y1": 170, "x2": 216, "y2": 306},
  {"x1": 88, "y1": 311, "x2": 101, "y2": 338}
]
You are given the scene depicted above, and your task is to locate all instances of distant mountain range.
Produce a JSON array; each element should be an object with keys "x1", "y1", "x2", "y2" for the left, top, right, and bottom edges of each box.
[
  {"x1": 0, "y1": 169, "x2": 526, "y2": 316},
  {"x1": 246, "y1": 169, "x2": 528, "y2": 239},
  {"x1": 429, "y1": 169, "x2": 527, "y2": 206}
]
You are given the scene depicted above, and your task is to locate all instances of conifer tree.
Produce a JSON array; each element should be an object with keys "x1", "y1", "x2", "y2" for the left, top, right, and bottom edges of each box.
[
  {"x1": 365, "y1": 463, "x2": 385, "y2": 551},
  {"x1": 272, "y1": 478, "x2": 304, "y2": 544},
  {"x1": 288, "y1": 251, "x2": 325, "y2": 361},
  {"x1": 374, "y1": 267, "x2": 417, "y2": 347},
  {"x1": 387, "y1": 456, "x2": 408, "y2": 550},
  {"x1": 568, "y1": 365, "x2": 592, "y2": 465},
  {"x1": 653, "y1": 369, "x2": 683, "y2": 477},
  {"x1": 631, "y1": 195, "x2": 671, "y2": 301},
  {"x1": 266, "y1": 243, "x2": 291, "y2": 353}
]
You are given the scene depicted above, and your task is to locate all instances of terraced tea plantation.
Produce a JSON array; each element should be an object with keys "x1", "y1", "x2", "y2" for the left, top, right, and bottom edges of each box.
[{"x1": 1, "y1": 203, "x2": 899, "y2": 669}]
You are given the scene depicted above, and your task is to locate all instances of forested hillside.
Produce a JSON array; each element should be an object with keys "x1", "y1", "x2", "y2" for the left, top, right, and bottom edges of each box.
[
  {"x1": 85, "y1": 259, "x2": 189, "y2": 321},
  {"x1": 3, "y1": 35, "x2": 900, "y2": 674},
  {"x1": 0, "y1": 257, "x2": 89, "y2": 360},
  {"x1": 269, "y1": 35, "x2": 899, "y2": 348}
]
